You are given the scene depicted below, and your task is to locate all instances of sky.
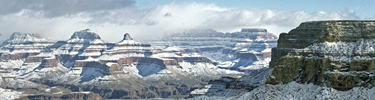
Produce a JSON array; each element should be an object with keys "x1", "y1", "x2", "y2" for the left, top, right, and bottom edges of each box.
[
  {"x1": 136, "y1": 0, "x2": 374, "y2": 18},
  {"x1": 0, "y1": 0, "x2": 374, "y2": 42}
]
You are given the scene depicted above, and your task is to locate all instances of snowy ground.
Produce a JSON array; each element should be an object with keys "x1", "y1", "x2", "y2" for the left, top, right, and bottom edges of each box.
[
  {"x1": 188, "y1": 81, "x2": 375, "y2": 100},
  {"x1": 0, "y1": 88, "x2": 23, "y2": 100}
]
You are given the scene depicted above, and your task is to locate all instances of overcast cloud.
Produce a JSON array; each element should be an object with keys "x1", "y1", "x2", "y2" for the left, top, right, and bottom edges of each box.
[
  {"x1": 0, "y1": 0, "x2": 135, "y2": 17},
  {"x1": 0, "y1": 1, "x2": 359, "y2": 42}
]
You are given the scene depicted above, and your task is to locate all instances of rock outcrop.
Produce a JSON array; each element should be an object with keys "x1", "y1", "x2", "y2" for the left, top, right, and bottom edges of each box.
[
  {"x1": 123, "y1": 33, "x2": 133, "y2": 40},
  {"x1": 0, "y1": 33, "x2": 54, "y2": 61},
  {"x1": 20, "y1": 92, "x2": 102, "y2": 100},
  {"x1": 69, "y1": 29, "x2": 101, "y2": 40},
  {"x1": 149, "y1": 28, "x2": 277, "y2": 71},
  {"x1": 1, "y1": 32, "x2": 50, "y2": 45},
  {"x1": 266, "y1": 20, "x2": 375, "y2": 90},
  {"x1": 101, "y1": 33, "x2": 152, "y2": 57},
  {"x1": 39, "y1": 57, "x2": 58, "y2": 68},
  {"x1": 53, "y1": 29, "x2": 107, "y2": 59},
  {"x1": 0, "y1": 29, "x2": 247, "y2": 99}
]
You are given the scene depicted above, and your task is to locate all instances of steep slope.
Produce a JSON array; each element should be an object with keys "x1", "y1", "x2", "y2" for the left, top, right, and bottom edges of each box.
[
  {"x1": 149, "y1": 28, "x2": 277, "y2": 71},
  {"x1": 0, "y1": 87, "x2": 23, "y2": 99},
  {"x1": 100, "y1": 33, "x2": 152, "y2": 60},
  {"x1": 188, "y1": 20, "x2": 375, "y2": 99},
  {"x1": 52, "y1": 29, "x2": 107, "y2": 61},
  {"x1": 266, "y1": 20, "x2": 375, "y2": 90},
  {"x1": 0, "y1": 29, "x2": 244, "y2": 99},
  {"x1": 0, "y1": 33, "x2": 54, "y2": 61}
]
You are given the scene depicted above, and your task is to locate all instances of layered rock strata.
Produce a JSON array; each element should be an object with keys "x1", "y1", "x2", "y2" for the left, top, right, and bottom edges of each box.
[
  {"x1": 0, "y1": 33, "x2": 54, "y2": 61},
  {"x1": 266, "y1": 20, "x2": 375, "y2": 90},
  {"x1": 101, "y1": 33, "x2": 152, "y2": 58},
  {"x1": 1, "y1": 29, "x2": 229, "y2": 99},
  {"x1": 149, "y1": 28, "x2": 277, "y2": 70},
  {"x1": 53, "y1": 29, "x2": 108, "y2": 59}
]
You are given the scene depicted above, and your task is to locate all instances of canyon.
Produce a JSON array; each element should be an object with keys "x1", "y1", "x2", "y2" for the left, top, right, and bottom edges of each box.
[
  {"x1": 3, "y1": 20, "x2": 374, "y2": 99},
  {"x1": 189, "y1": 20, "x2": 375, "y2": 100},
  {"x1": 0, "y1": 28, "x2": 274, "y2": 99}
]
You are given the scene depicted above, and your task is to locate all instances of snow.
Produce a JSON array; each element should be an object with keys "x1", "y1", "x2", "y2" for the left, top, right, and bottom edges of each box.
[
  {"x1": 261, "y1": 48, "x2": 271, "y2": 53},
  {"x1": 190, "y1": 84, "x2": 212, "y2": 95},
  {"x1": 189, "y1": 80, "x2": 375, "y2": 100},
  {"x1": 78, "y1": 52, "x2": 102, "y2": 57},
  {"x1": 281, "y1": 38, "x2": 375, "y2": 67},
  {"x1": 157, "y1": 69, "x2": 173, "y2": 74},
  {"x1": 163, "y1": 46, "x2": 181, "y2": 52},
  {"x1": 32, "y1": 52, "x2": 54, "y2": 57},
  {"x1": 9, "y1": 49, "x2": 40, "y2": 54},
  {"x1": 183, "y1": 26, "x2": 375, "y2": 99},
  {"x1": 179, "y1": 62, "x2": 243, "y2": 77},
  {"x1": 77, "y1": 57, "x2": 99, "y2": 62},
  {"x1": 0, "y1": 33, "x2": 54, "y2": 56},
  {"x1": 136, "y1": 63, "x2": 165, "y2": 77},
  {"x1": 151, "y1": 31, "x2": 276, "y2": 71},
  {"x1": 238, "y1": 58, "x2": 270, "y2": 70},
  {"x1": 68, "y1": 29, "x2": 103, "y2": 43},
  {"x1": 2, "y1": 32, "x2": 49, "y2": 45},
  {"x1": 151, "y1": 52, "x2": 180, "y2": 58},
  {"x1": 96, "y1": 53, "x2": 145, "y2": 60},
  {"x1": 141, "y1": 62, "x2": 243, "y2": 82},
  {"x1": 0, "y1": 88, "x2": 23, "y2": 100},
  {"x1": 107, "y1": 46, "x2": 151, "y2": 50},
  {"x1": 105, "y1": 62, "x2": 118, "y2": 66},
  {"x1": 182, "y1": 53, "x2": 201, "y2": 57},
  {"x1": 118, "y1": 40, "x2": 139, "y2": 44},
  {"x1": 0, "y1": 28, "x2": 278, "y2": 99},
  {"x1": 0, "y1": 60, "x2": 24, "y2": 69}
]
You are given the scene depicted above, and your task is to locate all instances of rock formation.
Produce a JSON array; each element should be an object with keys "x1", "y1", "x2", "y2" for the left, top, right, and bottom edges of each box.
[
  {"x1": 123, "y1": 33, "x2": 133, "y2": 40},
  {"x1": 0, "y1": 29, "x2": 242, "y2": 99},
  {"x1": 39, "y1": 57, "x2": 58, "y2": 68},
  {"x1": 185, "y1": 20, "x2": 375, "y2": 100},
  {"x1": 69, "y1": 29, "x2": 101, "y2": 40},
  {"x1": 102, "y1": 33, "x2": 152, "y2": 58},
  {"x1": 149, "y1": 28, "x2": 277, "y2": 71},
  {"x1": 53, "y1": 29, "x2": 107, "y2": 59},
  {"x1": 266, "y1": 20, "x2": 375, "y2": 90},
  {"x1": 0, "y1": 33, "x2": 54, "y2": 61}
]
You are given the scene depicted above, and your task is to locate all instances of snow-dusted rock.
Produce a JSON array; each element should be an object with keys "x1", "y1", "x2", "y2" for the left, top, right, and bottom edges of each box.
[
  {"x1": 123, "y1": 33, "x2": 133, "y2": 40},
  {"x1": 101, "y1": 33, "x2": 152, "y2": 58},
  {"x1": 0, "y1": 29, "x2": 247, "y2": 99},
  {"x1": 53, "y1": 29, "x2": 107, "y2": 59},
  {"x1": 68, "y1": 29, "x2": 102, "y2": 42},
  {"x1": 267, "y1": 20, "x2": 375, "y2": 91},
  {"x1": 185, "y1": 21, "x2": 375, "y2": 100},
  {"x1": 0, "y1": 87, "x2": 23, "y2": 100},
  {"x1": 148, "y1": 28, "x2": 277, "y2": 71},
  {"x1": 0, "y1": 33, "x2": 54, "y2": 61}
]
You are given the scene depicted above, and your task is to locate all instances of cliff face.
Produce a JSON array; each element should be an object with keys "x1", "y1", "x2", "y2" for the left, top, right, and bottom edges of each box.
[
  {"x1": 53, "y1": 29, "x2": 108, "y2": 59},
  {"x1": 1, "y1": 29, "x2": 244, "y2": 99},
  {"x1": 0, "y1": 33, "x2": 55, "y2": 61},
  {"x1": 149, "y1": 28, "x2": 277, "y2": 71},
  {"x1": 266, "y1": 20, "x2": 375, "y2": 90}
]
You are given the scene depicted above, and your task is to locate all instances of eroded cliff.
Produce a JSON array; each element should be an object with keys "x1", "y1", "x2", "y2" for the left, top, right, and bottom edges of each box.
[{"x1": 266, "y1": 20, "x2": 375, "y2": 90}]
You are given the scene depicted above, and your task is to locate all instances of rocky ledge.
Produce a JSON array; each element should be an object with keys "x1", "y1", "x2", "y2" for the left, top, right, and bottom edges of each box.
[{"x1": 266, "y1": 20, "x2": 375, "y2": 90}]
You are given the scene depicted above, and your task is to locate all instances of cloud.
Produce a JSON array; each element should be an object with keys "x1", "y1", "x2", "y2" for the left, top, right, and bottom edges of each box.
[
  {"x1": 0, "y1": 0, "x2": 135, "y2": 17},
  {"x1": 84, "y1": 3, "x2": 358, "y2": 39},
  {"x1": 0, "y1": 2, "x2": 359, "y2": 42}
]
